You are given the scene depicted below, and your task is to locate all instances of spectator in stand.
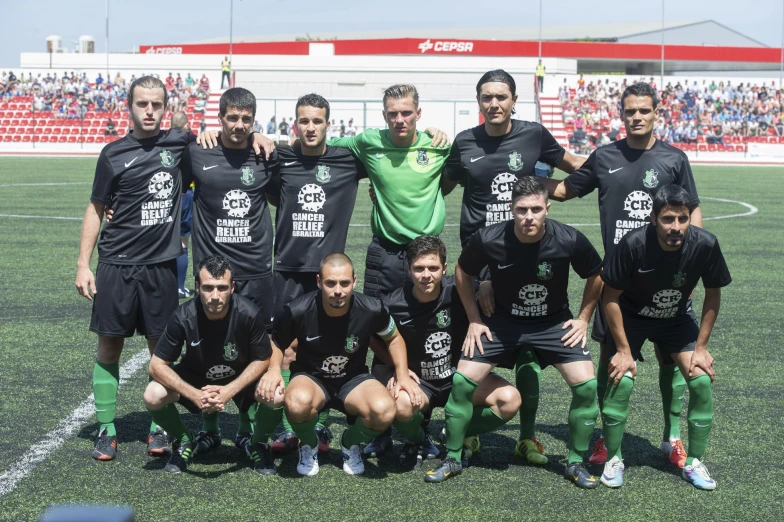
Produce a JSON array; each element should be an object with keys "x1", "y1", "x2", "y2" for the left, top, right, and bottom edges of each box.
[
  {"x1": 253, "y1": 120, "x2": 262, "y2": 133},
  {"x1": 773, "y1": 110, "x2": 783, "y2": 136},
  {"x1": 339, "y1": 119, "x2": 346, "y2": 137},
  {"x1": 185, "y1": 73, "x2": 194, "y2": 87},
  {"x1": 686, "y1": 123, "x2": 699, "y2": 144},
  {"x1": 221, "y1": 56, "x2": 231, "y2": 89},
  {"x1": 609, "y1": 114, "x2": 622, "y2": 140},
  {"x1": 266, "y1": 116, "x2": 276, "y2": 134},
  {"x1": 713, "y1": 124, "x2": 726, "y2": 146},
  {"x1": 346, "y1": 118, "x2": 357, "y2": 137},
  {"x1": 577, "y1": 74, "x2": 585, "y2": 92},
  {"x1": 278, "y1": 116, "x2": 290, "y2": 137},
  {"x1": 199, "y1": 74, "x2": 210, "y2": 92},
  {"x1": 175, "y1": 74, "x2": 183, "y2": 89},
  {"x1": 165, "y1": 73, "x2": 175, "y2": 93},
  {"x1": 95, "y1": 73, "x2": 104, "y2": 85},
  {"x1": 193, "y1": 90, "x2": 207, "y2": 114},
  {"x1": 114, "y1": 72, "x2": 125, "y2": 86},
  {"x1": 94, "y1": 92, "x2": 106, "y2": 112},
  {"x1": 105, "y1": 117, "x2": 118, "y2": 136}
]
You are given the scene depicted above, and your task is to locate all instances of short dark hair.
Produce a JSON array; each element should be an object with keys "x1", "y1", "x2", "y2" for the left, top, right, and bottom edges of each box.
[
  {"x1": 383, "y1": 84, "x2": 419, "y2": 110},
  {"x1": 511, "y1": 176, "x2": 548, "y2": 203},
  {"x1": 652, "y1": 184, "x2": 692, "y2": 216},
  {"x1": 128, "y1": 75, "x2": 168, "y2": 110},
  {"x1": 219, "y1": 87, "x2": 256, "y2": 117},
  {"x1": 170, "y1": 111, "x2": 189, "y2": 129},
  {"x1": 621, "y1": 82, "x2": 660, "y2": 111},
  {"x1": 296, "y1": 93, "x2": 330, "y2": 121},
  {"x1": 406, "y1": 235, "x2": 447, "y2": 267},
  {"x1": 319, "y1": 252, "x2": 354, "y2": 278},
  {"x1": 196, "y1": 254, "x2": 233, "y2": 283},
  {"x1": 476, "y1": 69, "x2": 517, "y2": 97}
]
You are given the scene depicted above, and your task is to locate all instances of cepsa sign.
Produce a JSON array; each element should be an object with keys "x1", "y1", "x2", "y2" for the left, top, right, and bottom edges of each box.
[
  {"x1": 144, "y1": 47, "x2": 183, "y2": 55},
  {"x1": 417, "y1": 39, "x2": 475, "y2": 54}
]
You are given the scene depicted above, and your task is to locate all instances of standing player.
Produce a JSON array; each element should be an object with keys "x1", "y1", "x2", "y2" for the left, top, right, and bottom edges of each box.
[
  {"x1": 143, "y1": 255, "x2": 276, "y2": 474},
  {"x1": 598, "y1": 185, "x2": 730, "y2": 489},
  {"x1": 269, "y1": 93, "x2": 367, "y2": 454},
  {"x1": 258, "y1": 253, "x2": 421, "y2": 476},
  {"x1": 373, "y1": 235, "x2": 521, "y2": 468},
  {"x1": 171, "y1": 111, "x2": 193, "y2": 298},
  {"x1": 180, "y1": 87, "x2": 278, "y2": 451},
  {"x1": 426, "y1": 177, "x2": 603, "y2": 485},
  {"x1": 546, "y1": 82, "x2": 703, "y2": 467},
  {"x1": 443, "y1": 69, "x2": 586, "y2": 464}
]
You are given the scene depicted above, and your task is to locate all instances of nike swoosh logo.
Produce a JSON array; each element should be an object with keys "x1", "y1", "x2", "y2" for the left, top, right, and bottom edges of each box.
[
  {"x1": 609, "y1": 167, "x2": 624, "y2": 173},
  {"x1": 582, "y1": 350, "x2": 590, "y2": 356},
  {"x1": 191, "y1": 339, "x2": 203, "y2": 346},
  {"x1": 283, "y1": 161, "x2": 298, "y2": 166},
  {"x1": 528, "y1": 394, "x2": 539, "y2": 398},
  {"x1": 605, "y1": 421, "x2": 621, "y2": 426},
  {"x1": 400, "y1": 319, "x2": 414, "y2": 325},
  {"x1": 498, "y1": 263, "x2": 514, "y2": 269},
  {"x1": 470, "y1": 156, "x2": 484, "y2": 162},
  {"x1": 584, "y1": 421, "x2": 595, "y2": 426},
  {"x1": 375, "y1": 153, "x2": 389, "y2": 158},
  {"x1": 678, "y1": 395, "x2": 685, "y2": 400},
  {"x1": 638, "y1": 268, "x2": 655, "y2": 273},
  {"x1": 124, "y1": 157, "x2": 138, "y2": 168},
  {"x1": 694, "y1": 422, "x2": 711, "y2": 428},
  {"x1": 306, "y1": 335, "x2": 321, "y2": 341},
  {"x1": 203, "y1": 165, "x2": 218, "y2": 170}
]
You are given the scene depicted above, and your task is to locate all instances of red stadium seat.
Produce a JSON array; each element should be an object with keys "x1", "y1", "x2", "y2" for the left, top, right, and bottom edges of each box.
[
  {"x1": 95, "y1": 136, "x2": 105, "y2": 143},
  {"x1": 0, "y1": 103, "x2": 7, "y2": 110},
  {"x1": 7, "y1": 127, "x2": 16, "y2": 135},
  {"x1": 61, "y1": 128, "x2": 70, "y2": 135},
  {"x1": 58, "y1": 136, "x2": 68, "y2": 143},
  {"x1": 87, "y1": 136, "x2": 95, "y2": 143},
  {"x1": 708, "y1": 144, "x2": 717, "y2": 151},
  {"x1": 39, "y1": 136, "x2": 49, "y2": 143},
  {"x1": 687, "y1": 144, "x2": 697, "y2": 151},
  {"x1": 735, "y1": 144, "x2": 745, "y2": 152},
  {"x1": 698, "y1": 144, "x2": 707, "y2": 151},
  {"x1": 8, "y1": 103, "x2": 18, "y2": 110},
  {"x1": 22, "y1": 135, "x2": 31, "y2": 143},
  {"x1": 25, "y1": 127, "x2": 34, "y2": 135},
  {"x1": 2, "y1": 135, "x2": 11, "y2": 142},
  {"x1": 89, "y1": 128, "x2": 98, "y2": 135},
  {"x1": 35, "y1": 127, "x2": 44, "y2": 135},
  {"x1": 13, "y1": 135, "x2": 21, "y2": 142},
  {"x1": 52, "y1": 127, "x2": 61, "y2": 135}
]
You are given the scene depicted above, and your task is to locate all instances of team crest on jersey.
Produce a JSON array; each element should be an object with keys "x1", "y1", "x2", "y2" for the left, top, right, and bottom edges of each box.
[
  {"x1": 240, "y1": 167, "x2": 255, "y2": 186},
  {"x1": 425, "y1": 331, "x2": 451, "y2": 359},
  {"x1": 436, "y1": 310, "x2": 451, "y2": 328},
  {"x1": 159, "y1": 150, "x2": 175, "y2": 167},
  {"x1": 491, "y1": 173, "x2": 517, "y2": 202},
  {"x1": 643, "y1": 169, "x2": 659, "y2": 189},
  {"x1": 537, "y1": 262, "x2": 553, "y2": 280},
  {"x1": 508, "y1": 151, "x2": 523, "y2": 172},
  {"x1": 223, "y1": 343, "x2": 238, "y2": 361},
  {"x1": 344, "y1": 335, "x2": 359, "y2": 354},
  {"x1": 148, "y1": 171, "x2": 174, "y2": 199},
  {"x1": 673, "y1": 271, "x2": 687, "y2": 288},
  {"x1": 223, "y1": 189, "x2": 251, "y2": 218},
  {"x1": 322, "y1": 356, "x2": 349, "y2": 375},
  {"x1": 417, "y1": 149, "x2": 429, "y2": 166},
  {"x1": 206, "y1": 364, "x2": 235, "y2": 381},
  {"x1": 316, "y1": 164, "x2": 331, "y2": 183}
]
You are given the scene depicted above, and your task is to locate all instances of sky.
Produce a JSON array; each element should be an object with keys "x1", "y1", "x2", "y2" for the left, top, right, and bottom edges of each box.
[{"x1": 2, "y1": 0, "x2": 782, "y2": 69}]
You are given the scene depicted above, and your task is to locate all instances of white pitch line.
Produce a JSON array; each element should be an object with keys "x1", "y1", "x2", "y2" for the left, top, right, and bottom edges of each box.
[
  {"x1": 0, "y1": 214, "x2": 82, "y2": 221},
  {"x1": 701, "y1": 196, "x2": 758, "y2": 220},
  {"x1": 0, "y1": 349, "x2": 150, "y2": 498},
  {"x1": 0, "y1": 182, "x2": 91, "y2": 188}
]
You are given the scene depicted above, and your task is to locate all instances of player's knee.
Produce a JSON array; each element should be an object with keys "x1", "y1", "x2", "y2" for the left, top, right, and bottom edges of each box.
[
  {"x1": 284, "y1": 388, "x2": 315, "y2": 420},
  {"x1": 494, "y1": 386, "x2": 522, "y2": 420},
  {"x1": 143, "y1": 381, "x2": 171, "y2": 410},
  {"x1": 367, "y1": 394, "x2": 396, "y2": 426},
  {"x1": 687, "y1": 374, "x2": 712, "y2": 407},
  {"x1": 394, "y1": 395, "x2": 417, "y2": 422}
]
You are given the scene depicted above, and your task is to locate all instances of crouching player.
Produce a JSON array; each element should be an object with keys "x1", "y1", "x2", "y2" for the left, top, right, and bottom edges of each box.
[
  {"x1": 143, "y1": 255, "x2": 276, "y2": 474},
  {"x1": 598, "y1": 185, "x2": 731, "y2": 490}
]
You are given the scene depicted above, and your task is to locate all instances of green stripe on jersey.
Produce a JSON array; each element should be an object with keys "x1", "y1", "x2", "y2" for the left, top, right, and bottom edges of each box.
[
  {"x1": 330, "y1": 129, "x2": 449, "y2": 245},
  {"x1": 377, "y1": 317, "x2": 397, "y2": 339}
]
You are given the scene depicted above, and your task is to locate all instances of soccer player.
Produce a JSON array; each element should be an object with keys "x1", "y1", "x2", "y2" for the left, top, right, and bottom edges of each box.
[
  {"x1": 598, "y1": 185, "x2": 730, "y2": 489},
  {"x1": 143, "y1": 255, "x2": 276, "y2": 474},
  {"x1": 171, "y1": 111, "x2": 193, "y2": 299},
  {"x1": 546, "y1": 81, "x2": 703, "y2": 467},
  {"x1": 373, "y1": 235, "x2": 521, "y2": 469},
  {"x1": 268, "y1": 93, "x2": 367, "y2": 455},
  {"x1": 328, "y1": 84, "x2": 450, "y2": 298},
  {"x1": 443, "y1": 69, "x2": 586, "y2": 464},
  {"x1": 258, "y1": 253, "x2": 421, "y2": 476},
  {"x1": 426, "y1": 177, "x2": 603, "y2": 485}
]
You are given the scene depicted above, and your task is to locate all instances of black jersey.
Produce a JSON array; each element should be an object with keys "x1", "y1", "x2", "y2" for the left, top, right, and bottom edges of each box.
[
  {"x1": 154, "y1": 293, "x2": 272, "y2": 383},
  {"x1": 601, "y1": 224, "x2": 731, "y2": 319},
  {"x1": 181, "y1": 142, "x2": 278, "y2": 279},
  {"x1": 272, "y1": 146, "x2": 366, "y2": 272},
  {"x1": 91, "y1": 128, "x2": 194, "y2": 264},
  {"x1": 458, "y1": 219, "x2": 602, "y2": 319},
  {"x1": 273, "y1": 291, "x2": 396, "y2": 382},
  {"x1": 382, "y1": 276, "x2": 467, "y2": 386},
  {"x1": 563, "y1": 139, "x2": 700, "y2": 256},
  {"x1": 445, "y1": 120, "x2": 565, "y2": 245}
]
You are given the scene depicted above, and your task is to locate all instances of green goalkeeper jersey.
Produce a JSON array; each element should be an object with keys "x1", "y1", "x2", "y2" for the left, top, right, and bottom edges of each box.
[{"x1": 330, "y1": 129, "x2": 449, "y2": 245}]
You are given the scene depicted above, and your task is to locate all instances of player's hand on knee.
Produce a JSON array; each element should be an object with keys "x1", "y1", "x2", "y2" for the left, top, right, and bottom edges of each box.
[
  {"x1": 75, "y1": 267, "x2": 97, "y2": 300},
  {"x1": 251, "y1": 132, "x2": 275, "y2": 160},
  {"x1": 258, "y1": 368, "x2": 285, "y2": 400},
  {"x1": 561, "y1": 318, "x2": 588, "y2": 348},
  {"x1": 407, "y1": 369, "x2": 420, "y2": 384},
  {"x1": 424, "y1": 127, "x2": 450, "y2": 148},
  {"x1": 608, "y1": 351, "x2": 635, "y2": 387},
  {"x1": 477, "y1": 281, "x2": 495, "y2": 317},
  {"x1": 395, "y1": 377, "x2": 423, "y2": 406},
  {"x1": 464, "y1": 322, "x2": 491, "y2": 358},
  {"x1": 196, "y1": 130, "x2": 219, "y2": 149},
  {"x1": 689, "y1": 348, "x2": 715, "y2": 382}
]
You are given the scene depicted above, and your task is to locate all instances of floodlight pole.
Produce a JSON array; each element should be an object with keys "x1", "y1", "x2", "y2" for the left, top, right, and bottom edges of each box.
[
  {"x1": 106, "y1": 0, "x2": 110, "y2": 82},
  {"x1": 780, "y1": 0, "x2": 783, "y2": 87},
  {"x1": 660, "y1": 0, "x2": 665, "y2": 88},
  {"x1": 538, "y1": 0, "x2": 543, "y2": 59},
  {"x1": 229, "y1": 0, "x2": 234, "y2": 62}
]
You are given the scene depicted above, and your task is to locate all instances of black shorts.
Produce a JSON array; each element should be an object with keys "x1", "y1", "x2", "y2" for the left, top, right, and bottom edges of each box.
[
  {"x1": 180, "y1": 189, "x2": 193, "y2": 237},
  {"x1": 171, "y1": 363, "x2": 257, "y2": 414},
  {"x1": 460, "y1": 311, "x2": 592, "y2": 370},
  {"x1": 90, "y1": 260, "x2": 178, "y2": 339},
  {"x1": 371, "y1": 364, "x2": 452, "y2": 410},
  {"x1": 591, "y1": 294, "x2": 609, "y2": 343},
  {"x1": 234, "y1": 276, "x2": 274, "y2": 331},
  {"x1": 273, "y1": 270, "x2": 318, "y2": 323},
  {"x1": 363, "y1": 236, "x2": 411, "y2": 298},
  {"x1": 294, "y1": 372, "x2": 376, "y2": 417},
  {"x1": 606, "y1": 311, "x2": 699, "y2": 363}
]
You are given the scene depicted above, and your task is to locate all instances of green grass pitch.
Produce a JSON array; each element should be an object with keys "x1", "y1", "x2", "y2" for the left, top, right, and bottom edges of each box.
[{"x1": 0, "y1": 158, "x2": 782, "y2": 520}]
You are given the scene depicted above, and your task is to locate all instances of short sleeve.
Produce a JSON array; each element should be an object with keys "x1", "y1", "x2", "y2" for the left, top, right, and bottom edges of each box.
[
  {"x1": 600, "y1": 235, "x2": 636, "y2": 290},
  {"x1": 271, "y1": 304, "x2": 296, "y2": 350},
  {"x1": 570, "y1": 230, "x2": 603, "y2": 278},
  {"x1": 538, "y1": 124, "x2": 566, "y2": 167},
  {"x1": 457, "y1": 231, "x2": 490, "y2": 277},
  {"x1": 444, "y1": 141, "x2": 465, "y2": 182},
  {"x1": 249, "y1": 312, "x2": 273, "y2": 361},
  {"x1": 701, "y1": 239, "x2": 732, "y2": 288},
  {"x1": 373, "y1": 305, "x2": 396, "y2": 339},
  {"x1": 675, "y1": 155, "x2": 700, "y2": 207},
  {"x1": 328, "y1": 135, "x2": 362, "y2": 157},
  {"x1": 563, "y1": 150, "x2": 599, "y2": 198},
  {"x1": 180, "y1": 145, "x2": 194, "y2": 191},
  {"x1": 264, "y1": 150, "x2": 281, "y2": 200},
  {"x1": 90, "y1": 150, "x2": 115, "y2": 205},
  {"x1": 354, "y1": 157, "x2": 368, "y2": 181},
  {"x1": 154, "y1": 314, "x2": 186, "y2": 362}
]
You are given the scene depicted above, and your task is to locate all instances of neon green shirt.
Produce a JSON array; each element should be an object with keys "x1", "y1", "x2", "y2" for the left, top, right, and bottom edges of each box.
[{"x1": 330, "y1": 129, "x2": 448, "y2": 245}]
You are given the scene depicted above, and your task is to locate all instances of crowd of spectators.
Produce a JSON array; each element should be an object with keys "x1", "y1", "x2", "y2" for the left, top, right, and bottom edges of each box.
[{"x1": 557, "y1": 75, "x2": 784, "y2": 151}]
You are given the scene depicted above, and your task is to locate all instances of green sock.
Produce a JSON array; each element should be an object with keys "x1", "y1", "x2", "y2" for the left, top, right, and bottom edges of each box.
[
  {"x1": 393, "y1": 411, "x2": 425, "y2": 443},
  {"x1": 342, "y1": 419, "x2": 383, "y2": 449},
  {"x1": 280, "y1": 369, "x2": 293, "y2": 432},
  {"x1": 148, "y1": 375, "x2": 159, "y2": 434},
  {"x1": 317, "y1": 409, "x2": 330, "y2": 429},
  {"x1": 290, "y1": 415, "x2": 318, "y2": 448},
  {"x1": 238, "y1": 409, "x2": 254, "y2": 435},
  {"x1": 202, "y1": 412, "x2": 220, "y2": 434},
  {"x1": 659, "y1": 365, "x2": 686, "y2": 441},
  {"x1": 93, "y1": 361, "x2": 119, "y2": 437},
  {"x1": 465, "y1": 406, "x2": 507, "y2": 437},
  {"x1": 515, "y1": 349, "x2": 541, "y2": 440},
  {"x1": 251, "y1": 404, "x2": 284, "y2": 444},
  {"x1": 685, "y1": 375, "x2": 713, "y2": 465},
  {"x1": 567, "y1": 379, "x2": 600, "y2": 464},
  {"x1": 596, "y1": 361, "x2": 609, "y2": 412},
  {"x1": 444, "y1": 372, "x2": 479, "y2": 460},
  {"x1": 601, "y1": 375, "x2": 634, "y2": 460},
  {"x1": 148, "y1": 403, "x2": 191, "y2": 443}
]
